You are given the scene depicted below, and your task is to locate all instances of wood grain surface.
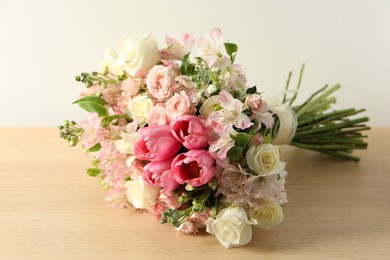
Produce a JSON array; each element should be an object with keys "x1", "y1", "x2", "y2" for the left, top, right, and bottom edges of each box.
[{"x1": 0, "y1": 128, "x2": 389, "y2": 259}]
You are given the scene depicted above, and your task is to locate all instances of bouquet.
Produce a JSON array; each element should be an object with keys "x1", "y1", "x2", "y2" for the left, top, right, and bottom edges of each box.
[{"x1": 59, "y1": 29, "x2": 369, "y2": 248}]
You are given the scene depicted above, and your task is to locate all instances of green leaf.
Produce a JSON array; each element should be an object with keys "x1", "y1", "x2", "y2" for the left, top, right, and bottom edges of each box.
[
  {"x1": 85, "y1": 143, "x2": 101, "y2": 153},
  {"x1": 246, "y1": 86, "x2": 257, "y2": 94},
  {"x1": 73, "y1": 96, "x2": 106, "y2": 105},
  {"x1": 86, "y1": 167, "x2": 101, "y2": 177},
  {"x1": 224, "y1": 42, "x2": 238, "y2": 63},
  {"x1": 77, "y1": 101, "x2": 108, "y2": 117},
  {"x1": 231, "y1": 132, "x2": 252, "y2": 145},
  {"x1": 180, "y1": 52, "x2": 195, "y2": 75},
  {"x1": 227, "y1": 146, "x2": 244, "y2": 161}
]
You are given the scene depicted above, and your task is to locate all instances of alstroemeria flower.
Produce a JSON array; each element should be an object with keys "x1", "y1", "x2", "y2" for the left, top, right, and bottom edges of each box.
[
  {"x1": 198, "y1": 28, "x2": 224, "y2": 67},
  {"x1": 207, "y1": 90, "x2": 253, "y2": 136}
]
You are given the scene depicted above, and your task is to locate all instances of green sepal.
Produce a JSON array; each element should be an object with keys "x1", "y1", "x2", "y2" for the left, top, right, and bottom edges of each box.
[
  {"x1": 86, "y1": 167, "x2": 101, "y2": 177},
  {"x1": 85, "y1": 143, "x2": 101, "y2": 153}
]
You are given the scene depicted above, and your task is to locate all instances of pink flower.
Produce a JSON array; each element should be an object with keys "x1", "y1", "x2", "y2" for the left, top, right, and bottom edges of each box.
[
  {"x1": 161, "y1": 33, "x2": 195, "y2": 61},
  {"x1": 133, "y1": 125, "x2": 182, "y2": 162},
  {"x1": 166, "y1": 91, "x2": 194, "y2": 120},
  {"x1": 146, "y1": 65, "x2": 175, "y2": 101},
  {"x1": 171, "y1": 115, "x2": 208, "y2": 150},
  {"x1": 171, "y1": 150, "x2": 216, "y2": 188},
  {"x1": 121, "y1": 77, "x2": 143, "y2": 98},
  {"x1": 246, "y1": 94, "x2": 274, "y2": 129},
  {"x1": 78, "y1": 112, "x2": 101, "y2": 150},
  {"x1": 143, "y1": 158, "x2": 173, "y2": 187},
  {"x1": 207, "y1": 90, "x2": 253, "y2": 135},
  {"x1": 102, "y1": 84, "x2": 121, "y2": 107},
  {"x1": 105, "y1": 187, "x2": 129, "y2": 209},
  {"x1": 149, "y1": 189, "x2": 182, "y2": 219},
  {"x1": 198, "y1": 28, "x2": 224, "y2": 67},
  {"x1": 147, "y1": 104, "x2": 170, "y2": 126}
]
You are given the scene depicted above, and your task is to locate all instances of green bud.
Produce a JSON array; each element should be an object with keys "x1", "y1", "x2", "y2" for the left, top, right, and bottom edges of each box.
[
  {"x1": 75, "y1": 75, "x2": 81, "y2": 81},
  {"x1": 192, "y1": 199, "x2": 203, "y2": 212},
  {"x1": 103, "y1": 66, "x2": 109, "y2": 75},
  {"x1": 185, "y1": 184, "x2": 195, "y2": 191}
]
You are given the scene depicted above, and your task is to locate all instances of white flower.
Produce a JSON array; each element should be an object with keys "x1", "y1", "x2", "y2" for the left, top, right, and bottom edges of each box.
[
  {"x1": 206, "y1": 207, "x2": 257, "y2": 248},
  {"x1": 125, "y1": 178, "x2": 160, "y2": 209},
  {"x1": 199, "y1": 95, "x2": 220, "y2": 117},
  {"x1": 101, "y1": 33, "x2": 160, "y2": 76},
  {"x1": 250, "y1": 200, "x2": 284, "y2": 230},
  {"x1": 127, "y1": 95, "x2": 153, "y2": 126},
  {"x1": 114, "y1": 123, "x2": 140, "y2": 166},
  {"x1": 246, "y1": 144, "x2": 284, "y2": 176}
]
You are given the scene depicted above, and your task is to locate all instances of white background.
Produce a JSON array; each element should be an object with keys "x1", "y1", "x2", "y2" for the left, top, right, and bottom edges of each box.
[{"x1": 0, "y1": 0, "x2": 389, "y2": 127}]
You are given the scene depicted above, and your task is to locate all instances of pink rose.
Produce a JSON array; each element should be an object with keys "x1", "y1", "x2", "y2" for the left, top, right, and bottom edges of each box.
[
  {"x1": 146, "y1": 65, "x2": 175, "y2": 101},
  {"x1": 166, "y1": 91, "x2": 194, "y2": 119},
  {"x1": 147, "y1": 104, "x2": 170, "y2": 126},
  {"x1": 143, "y1": 158, "x2": 173, "y2": 187},
  {"x1": 171, "y1": 115, "x2": 208, "y2": 150},
  {"x1": 171, "y1": 150, "x2": 216, "y2": 189},
  {"x1": 245, "y1": 94, "x2": 269, "y2": 113},
  {"x1": 133, "y1": 125, "x2": 182, "y2": 162}
]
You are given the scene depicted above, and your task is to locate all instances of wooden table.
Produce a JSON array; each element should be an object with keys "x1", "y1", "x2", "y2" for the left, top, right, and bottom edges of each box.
[{"x1": 0, "y1": 128, "x2": 389, "y2": 259}]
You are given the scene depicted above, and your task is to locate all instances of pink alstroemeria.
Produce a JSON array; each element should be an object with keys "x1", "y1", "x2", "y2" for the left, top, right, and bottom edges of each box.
[
  {"x1": 207, "y1": 90, "x2": 253, "y2": 136},
  {"x1": 160, "y1": 33, "x2": 195, "y2": 61},
  {"x1": 198, "y1": 28, "x2": 224, "y2": 67}
]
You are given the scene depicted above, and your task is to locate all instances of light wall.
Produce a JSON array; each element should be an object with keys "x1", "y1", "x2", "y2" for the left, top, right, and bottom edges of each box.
[{"x1": 1, "y1": 0, "x2": 389, "y2": 126}]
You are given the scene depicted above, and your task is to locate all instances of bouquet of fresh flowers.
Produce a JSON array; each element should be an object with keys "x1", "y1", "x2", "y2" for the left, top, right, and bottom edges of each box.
[{"x1": 60, "y1": 28, "x2": 369, "y2": 248}]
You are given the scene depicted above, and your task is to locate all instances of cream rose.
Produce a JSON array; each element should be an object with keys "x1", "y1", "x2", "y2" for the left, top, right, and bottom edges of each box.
[
  {"x1": 199, "y1": 95, "x2": 220, "y2": 117},
  {"x1": 125, "y1": 178, "x2": 160, "y2": 209},
  {"x1": 250, "y1": 200, "x2": 284, "y2": 230},
  {"x1": 246, "y1": 144, "x2": 283, "y2": 176},
  {"x1": 127, "y1": 95, "x2": 153, "y2": 126},
  {"x1": 146, "y1": 65, "x2": 175, "y2": 101},
  {"x1": 101, "y1": 33, "x2": 160, "y2": 76},
  {"x1": 206, "y1": 207, "x2": 257, "y2": 248}
]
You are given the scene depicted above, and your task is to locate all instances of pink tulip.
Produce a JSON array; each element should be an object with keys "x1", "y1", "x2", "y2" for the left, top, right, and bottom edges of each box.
[
  {"x1": 143, "y1": 159, "x2": 173, "y2": 187},
  {"x1": 171, "y1": 115, "x2": 208, "y2": 150},
  {"x1": 171, "y1": 150, "x2": 216, "y2": 188},
  {"x1": 133, "y1": 125, "x2": 181, "y2": 161}
]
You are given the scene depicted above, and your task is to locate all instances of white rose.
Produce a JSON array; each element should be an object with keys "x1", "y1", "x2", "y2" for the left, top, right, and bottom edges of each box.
[
  {"x1": 199, "y1": 95, "x2": 220, "y2": 117},
  {"x1": 206, "y1": 207, "x2": 257, "y2": 248},
  {"x1": 127, "y1": 95, "x2": 153, "y2": 126},
  {"x1": 125, "y1": 178, "x2": 160, "y2": 209},
  {"x1": 250, "y1": 200, "x2": 284, "y2": 230},
  {"x1": 101, "y1": 33, "x2": 160, "y2": 76},
  {"x1": 246, "y1": 144, "x2": 283, "y2": 176}
]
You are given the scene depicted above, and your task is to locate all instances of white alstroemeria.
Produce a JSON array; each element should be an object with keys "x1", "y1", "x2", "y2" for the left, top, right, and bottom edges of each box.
[
  {"x1": 114, "y1": 122, "x2": 139, "y2": 166},
  {"x1": 207, "y1": 90, "x2": 253, "y2": 135}
]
